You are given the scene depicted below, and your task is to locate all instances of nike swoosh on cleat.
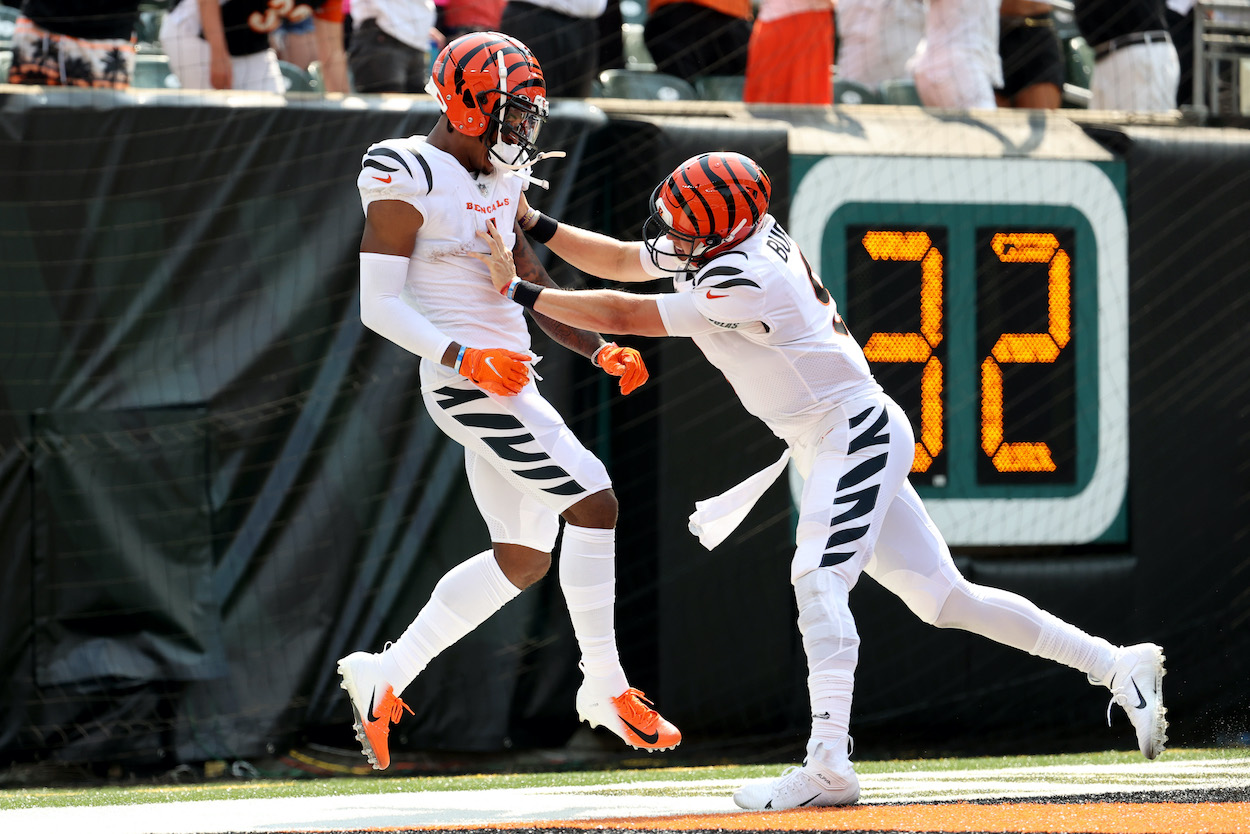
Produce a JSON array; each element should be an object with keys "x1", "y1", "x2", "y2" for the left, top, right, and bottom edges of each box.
[
  {"x1": 1131, "y1": 679, "x2": 1147, "y2": 709},
  {"x1": 620, "y1": 717, "x2": 660, "y2": 745},
  {"x1": 367, "y1": 689, "x2": 378, "y2": 721},
  {"x1": 798, "y1": 794, "x2": 822, "y2": 807}
]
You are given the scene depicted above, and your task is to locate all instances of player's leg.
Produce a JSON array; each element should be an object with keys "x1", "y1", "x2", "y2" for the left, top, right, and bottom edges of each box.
[
  {"x1": 736, "y1": 396, "x2": 913, "y2": 810},
  {"x1": 560, "y1": 489, "x2": 680, "y2": 752},
  {"x1": 338, "y1": 448, "x2": 555, "y2": 769},
  {"x1": 865, "y1": 478, "x2": 1167, "y2": 758},
  {"x1": 423, "y1": 379, "x2": 678, "y2": 751}
]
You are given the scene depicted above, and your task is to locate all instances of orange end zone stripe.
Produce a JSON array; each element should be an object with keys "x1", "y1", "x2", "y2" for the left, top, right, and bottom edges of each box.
[{"x1": 410, "y1": 801, "x2": 1250, "y2": 834}]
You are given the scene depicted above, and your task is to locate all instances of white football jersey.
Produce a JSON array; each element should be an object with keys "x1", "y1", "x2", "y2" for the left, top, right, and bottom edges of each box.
[
  {"x1": 357, "y1": 136, "x2": 532, "y2": 353},
  {"x1": 652, "y1": 215, "x2": 882, "y2": 444}
]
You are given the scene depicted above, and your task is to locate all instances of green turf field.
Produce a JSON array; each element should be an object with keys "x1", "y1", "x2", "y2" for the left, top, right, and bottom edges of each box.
[{"x1": 4, "y1": 747, "x2": 1245, "y2": 811}]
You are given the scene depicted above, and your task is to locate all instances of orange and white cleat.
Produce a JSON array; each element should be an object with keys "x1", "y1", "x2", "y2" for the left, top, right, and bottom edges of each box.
[
  {"x1": 577, "y1": 684, "x2": 681, "y2": 751},
  {"x1": 336, "y1": 651, "x2": 414, "y2": 770}
]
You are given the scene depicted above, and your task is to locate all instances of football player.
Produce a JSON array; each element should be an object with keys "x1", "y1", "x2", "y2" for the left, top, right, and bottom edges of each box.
[
  {"x1": 336, "y1": 31, "x2": 679, "y2": 772},
  {"x1": 474, "y1": 151, "x2": 1168, "y2": 809}
]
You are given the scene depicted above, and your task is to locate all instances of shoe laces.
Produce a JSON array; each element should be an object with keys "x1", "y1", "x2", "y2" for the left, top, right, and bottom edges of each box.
[
  {"x1": 375, "y1": 689, "x2": 414, "y2": 725},
  {"x1": 613, "y1": 688, "x2": 660, "y2": 729}
]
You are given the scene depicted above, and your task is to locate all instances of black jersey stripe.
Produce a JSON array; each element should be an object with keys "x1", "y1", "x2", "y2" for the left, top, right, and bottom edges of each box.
[
  {"x1": 515, "y1": 465, "x2": 572, "y2": 481},
  {"x1": 847, "y1": 409, "x2": 890, "y2": 454},
  {"x1": 455, "y1": 413, "x2": 525, "y2": 430},
  {"x1": 706, "y1": 277, "x2": 761, "y2": 290},
  {"x1": 412, "y1": 152, "x2": 433, "y2": 195},
  {"x1": 543, "y1": 479, "x2": 587, "y2": 496},
  {"x1": 837, "y1": 453, "x2": 888, "y2": 491},
  {"x1": 483, "y1": 433, "x2": 549, "y2": 463},
  {"x1": 432, "y1": 386, "x2": 489, "y2": 409},
  {"x1": 367, "y1": 148, "x2": 413, "y2": 178}
]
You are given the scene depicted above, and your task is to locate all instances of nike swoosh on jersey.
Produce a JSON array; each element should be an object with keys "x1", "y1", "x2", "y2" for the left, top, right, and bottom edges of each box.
[
  {"x1": 373, "y1": 174, "x2": 392, "y2": 183},
  {"x1": 620, "y1": 717, "x2": 660, "y2": 745},
  {"x1": 706, "y1": 291, "x2": 728, "y2": 299}
]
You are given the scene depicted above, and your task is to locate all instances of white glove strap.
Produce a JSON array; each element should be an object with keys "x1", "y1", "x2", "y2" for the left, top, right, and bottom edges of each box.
[{"x1": 592, "y1": 342, "x2": 616, "y2": 368}]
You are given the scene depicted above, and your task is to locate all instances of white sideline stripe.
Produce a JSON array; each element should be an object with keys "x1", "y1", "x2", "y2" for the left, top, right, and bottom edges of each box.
[{"x1": 2, "y1": 758, "x2": 1247, "y2": 834}]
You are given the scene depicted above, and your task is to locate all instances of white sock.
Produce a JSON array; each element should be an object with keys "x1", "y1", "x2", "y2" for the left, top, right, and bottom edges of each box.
[
  {"x1": 1031, "y1": 613, "x2": 1119, "y2": 682},
  {"x1": 377, "y1": 550, "x2": 521, "y2": 695},
  {"x1": 809, "y1": 670, "x2": 854, "y2": 747},
  {"x1": 560, "y1": 524, "x2": 628, "y2": 695}
]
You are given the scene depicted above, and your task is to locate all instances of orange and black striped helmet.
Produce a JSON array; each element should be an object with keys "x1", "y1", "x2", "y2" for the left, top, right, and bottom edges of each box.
[
  {"x1": 643, "y1": 152, "x2": 772, "y2": 271},
  {"x1": 425, "y1": 32, "x2": 548, "y2": 164}
]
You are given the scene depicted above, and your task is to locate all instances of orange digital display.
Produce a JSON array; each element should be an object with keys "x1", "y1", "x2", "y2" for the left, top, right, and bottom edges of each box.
[{"x1": 846, "y1": 226, "x2": 1076, "y2": 486}]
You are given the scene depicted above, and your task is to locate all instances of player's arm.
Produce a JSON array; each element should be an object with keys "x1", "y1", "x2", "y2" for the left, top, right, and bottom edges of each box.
[
  {"x1": 510, "y1": 224, "x2": 619, "y2": 356},
  {"x1": 483, "y1": 221, "x2": 668, "y2": 337},
  {"x1": 197, "y1": 0, "x2": 232, "y2": 89},
  {"x1": 359, "y1": 200, "x2": 529, "y2": 395},
  {"x1": 516, "y1": 193, "x2": 652, "y2": 284}
]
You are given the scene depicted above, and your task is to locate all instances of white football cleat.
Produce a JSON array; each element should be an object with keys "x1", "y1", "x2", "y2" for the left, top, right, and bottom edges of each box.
[
  {"x1": 1092, "y1": 642, "x2": 1168, "y2": 760},
  {"x1": 733, "y1": 738, "x2": 860, "y2": 810}
]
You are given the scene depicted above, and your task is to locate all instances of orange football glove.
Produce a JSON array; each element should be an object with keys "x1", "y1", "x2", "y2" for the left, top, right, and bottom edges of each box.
[
  {"x1": 458, "y1": 347, "x2": 531, "y2": 396},
  {"x1": 595, "y1": 343, "x2": 649, "y2": 395}
]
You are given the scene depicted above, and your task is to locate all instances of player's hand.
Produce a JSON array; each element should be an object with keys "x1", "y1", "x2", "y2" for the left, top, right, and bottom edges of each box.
[
  {"x1": 458, "y1": 347, "x2": 531, "y2": 396},
  {"x1": 595, "y1": 343, "x2": 648, "y2": 395},
  {"x1": 470, "y1": 219, "x2": 518, "y2": 293}
]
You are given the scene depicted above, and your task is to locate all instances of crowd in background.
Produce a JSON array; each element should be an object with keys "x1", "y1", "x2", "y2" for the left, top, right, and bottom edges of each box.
[{"x1": 0, "y1": 0, "x2": 1234, "y2": 114}]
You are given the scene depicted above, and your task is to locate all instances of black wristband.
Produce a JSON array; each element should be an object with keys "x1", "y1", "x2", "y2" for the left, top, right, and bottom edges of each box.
[
  {"x1": 512, "y1": 280, "x2": 544, "y2": 309},
  {"x1": 529, "y1": 211, "x2": 558, "y2": 244}
]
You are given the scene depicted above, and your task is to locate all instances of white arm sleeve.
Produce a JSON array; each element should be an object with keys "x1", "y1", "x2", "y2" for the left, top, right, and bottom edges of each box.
[{"x1": 359, "y1": 252, "x2": 454, "y2": 363}]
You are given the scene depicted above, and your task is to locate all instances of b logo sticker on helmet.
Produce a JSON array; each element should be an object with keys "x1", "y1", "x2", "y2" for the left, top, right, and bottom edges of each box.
[{"x1": 644, "y1": 153, "x2": 773, "y2": 272}]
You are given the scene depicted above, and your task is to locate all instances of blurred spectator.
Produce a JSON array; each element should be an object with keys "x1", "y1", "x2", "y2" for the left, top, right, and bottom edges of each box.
[
  {"x1": 162, "y1": 0, "x2": 315, "y2": 92},
  {"x1": 312, "y1": 0, "x2": 350, "y2": 92},
  {"x1": 1075, "y1": 0, "x2": 1178, "y2": 111},
  {"x1": 644, "y1": 0, "x2": 751, "y2": 82},
  {"x1": 439, "y1": 0, "x2": 506, "y2": 37},
  {"x1": 275, "y1": 0, "x2": 349, "y2": 92},
  {"x1": 834, "y1": 0, "x2": 925, "y2": 87},
  {"x1": 908, "y1": 0, "x2": 1003, "y2": 109},
  {"x1": 742, "y1": 0, "x2": 835, "y2": 104},
  {"x1": 6, "y1": 0, "x2": 141, "y2": 88},
  {"x1": 995, "y1": 0, "x2": 1063, "y2": 108},
  {"x1": 499, "y1": 0, "x2": 602, "y2": 96},
  {"x1": 1165, "y1": 0, "x2": 1194, "y2": 105},
  {"x1": 596, "y1": 0, "x2": 625, "y2": 71},
  {"x1": 274, "y1": 10, "x2": 318, "y2": 70},
  {"x1": 348, "y1": 0, "x2": 441, "y2": 92}
]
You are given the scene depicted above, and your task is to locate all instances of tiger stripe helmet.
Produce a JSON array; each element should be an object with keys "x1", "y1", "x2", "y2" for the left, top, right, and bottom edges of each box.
[
  {"x1": 643, "y1": 152, "x2": 772, "y2": 271},
  {"x1": 425, "y1": 32, "x2": 549, "y2": 167}
]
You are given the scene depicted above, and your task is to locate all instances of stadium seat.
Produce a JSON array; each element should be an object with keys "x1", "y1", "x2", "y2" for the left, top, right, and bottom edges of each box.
[
  {"x1": 619, "y1": 0, "x2": 647, "y2": 25},
  {"x1": 598, "y1": 68, "x2": 697, "y2": 101},
  {"x1": 279, "y1": 60, "x2": 316, "y2": 93},
  {"x1": 833, "y1": 79, "x2": 882, "y2": 105},
  {"x1": 621, "y1": 23, "x2": 655, "y2": 71},
  {"x1": 131, "y1": 53, "x2": 181, "y2": 89},
  {"x1": 880, "y1": 78, "x2": 922, "y2": 105},
  {"x1": 0, "y1": 5, "x2": 19, "y2": 51},
  {"x1": 1062, "y1": 35, "x2": 1095, "y2": 107},
  {"x1": 695, "y1": 74, "x2": 745, "y2": 101},
  {"x1": 134, "y1": 9, "x2": 165, "y2": 53}
]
